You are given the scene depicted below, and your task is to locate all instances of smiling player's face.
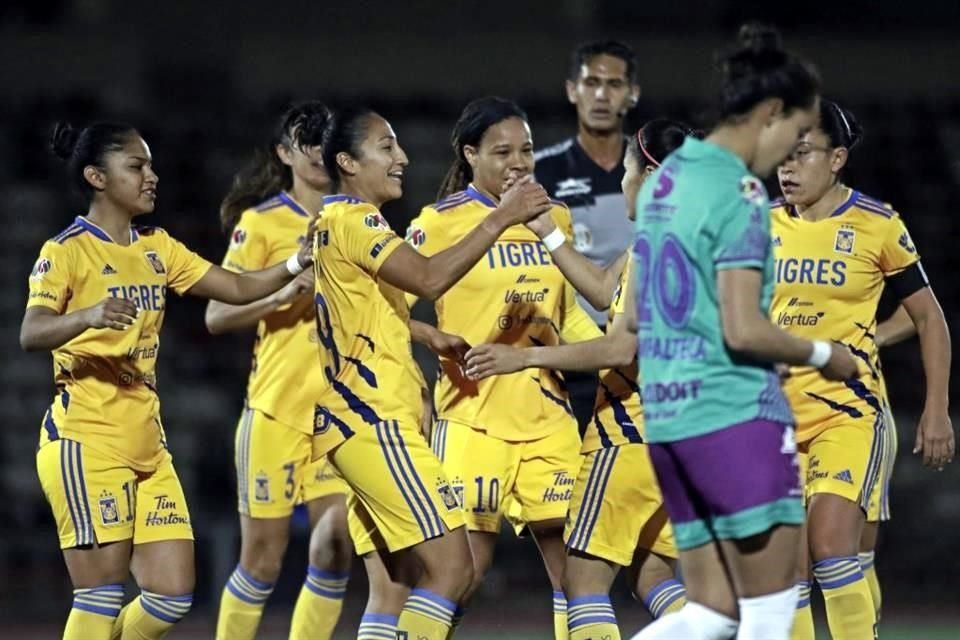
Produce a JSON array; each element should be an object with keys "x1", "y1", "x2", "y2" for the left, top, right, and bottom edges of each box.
[
  {"x1": 468, "y1": 117, "x2": 535, "y2": 198},
  {"x1": 351, "y1": 115, "x2": 409, "y2": 206},
  {"x1": 95, "y1": 135, "x2": 159, "y2": 217}
]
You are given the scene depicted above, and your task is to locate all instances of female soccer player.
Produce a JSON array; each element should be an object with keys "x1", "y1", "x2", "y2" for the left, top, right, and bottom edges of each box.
[
  {"x1": 205, "y1": 102, "x2": 353, "y2": 640},
  {"x1": 630, "y1": 24, "x2": 859, "y2": 640},
  {"x1": 773, "y1": 99, "x2": 952, "y2": 640},
  {"x1": 463, "y1": 119, "x2": 695, "y2": 640},
  {"x1": 22, "y1": 121, "x2": 315, "y2": 640},
  {"x1": 401, "y1": 96, "x2": 603, "y2": 638},
  {"x1": 311, "y1": 106, "x2": 552, "y2": 640}
]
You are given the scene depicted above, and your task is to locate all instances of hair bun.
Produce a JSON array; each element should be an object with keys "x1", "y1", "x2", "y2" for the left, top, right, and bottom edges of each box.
[
  {"x1": 737, "y1": 22, "x2": 783, "y2": 54},
  {"x1": 49, "y1": 121, "x2": 80, "y2": 160}
]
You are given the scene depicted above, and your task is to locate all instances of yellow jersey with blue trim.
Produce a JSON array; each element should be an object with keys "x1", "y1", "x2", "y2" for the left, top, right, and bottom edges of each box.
[
  {"x1": 770, "y1": 190, "x2": 920, "y2": 441},
  {"x1": 27, "y1": 216, "x2": 213, "y2": 471},
  {"x1": 310, "y1": 195, "x2": 422, "y2": 458},
  {"x1": 405, "y1": 185, "x2": 602, "y2": 442},
  {"x1": 582, "y1": 253, "x2": 645, "y2": 453},
  {"x1": 221, "y1": 192, "x2": 322, "y2": 434}
]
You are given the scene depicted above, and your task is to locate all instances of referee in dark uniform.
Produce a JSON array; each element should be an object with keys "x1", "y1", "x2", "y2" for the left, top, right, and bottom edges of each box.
[{"x1": 535, "y1": 39, "x2": 641, "y2": 430}]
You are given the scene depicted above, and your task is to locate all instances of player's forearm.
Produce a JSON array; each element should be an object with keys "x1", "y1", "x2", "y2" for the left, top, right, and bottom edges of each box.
[
  {"x1": 20, "y1": 309, "x2": 90, "y2": 352},
  {"x1": 876, "y1": 306, "x2": 916, "y2": 348},
  {"x1": 419, "y1": 211, "x2": 512, "y2": 300},
  {"x1": 525, "y1": 332, "x2": 635, "y2": 372},
  {"x1": 549, "y1": 245, "x2": 623, "y2": 311},
  {"x1": 191, "y1": 263, "x2": 295, "y2": 305},
  {"x1": 725, "y1": 310, "x2": 817, "y2": 367},
  {"x1": 409, "y1": 320, "x2": 438, "y2": 347},
  {"x1": 205, "y1": 296, "x2": 281, "y2": 335},
  {"x1": 915, "y1": 307, "x2": 952, "y2": 411}
]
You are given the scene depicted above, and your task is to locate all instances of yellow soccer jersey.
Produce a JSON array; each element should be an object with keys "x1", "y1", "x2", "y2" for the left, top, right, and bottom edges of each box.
[
  {"x1": 221, "y1": 192, "x2": 323, "y2": 433},
  {"x1": 582, "y1": 254, "x2": 645, "y2": 453},
  {"x1": 406, "y1": 185, "x2": 602, "y2": 442},
  {"x1": 27, "y1": 216, "x2": 213, "y2": 471},
  {"x1": 770, "y1": 190, "x2": 920, "y2": 441},
  {"x1": 311, "y1": 195, "x2": 423, "y2": 458}
]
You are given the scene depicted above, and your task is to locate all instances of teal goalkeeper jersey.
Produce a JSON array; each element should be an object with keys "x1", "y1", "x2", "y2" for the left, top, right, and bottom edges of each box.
[{"x1": 633, "y1": 137, "x2": 794, "y2": 443}]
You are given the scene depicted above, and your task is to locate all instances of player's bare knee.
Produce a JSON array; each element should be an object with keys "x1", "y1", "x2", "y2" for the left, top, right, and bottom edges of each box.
[{"x1": 240, "y1": 534, "x2": 287, "y2": 583}]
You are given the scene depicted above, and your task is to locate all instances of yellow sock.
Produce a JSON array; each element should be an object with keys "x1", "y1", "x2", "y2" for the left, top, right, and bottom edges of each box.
[
  {"x1": 359, "y1": 613, "x2": 399, "y2": 639},
  {"x1": 790, "y1": 581, "x2": 815, "y2": 640},
  {"x1": 814, "y1": 556, "x2": 877, "y2": 640},
  {"x1": 642, "y1": 578, "x2": 687, "y2": 618},
  {"x1": 397, "y1": 588, "x2": 457, "y2": 640},
  {"x1": 289, "y1": 566, "x2": 349, "y2": 640},
  {"x1": 216, "y1": 565, "x2": 274, "y2": 640},
  {"x1": 118, "y1": 591, "x2": 192, "y2": 640},
  {"x1": 859, "y1": 551, "x2": 882, "y2": 620},
  {"x1": 553, "y1": 591, "x2": 569, "y2": 640},
  {"x1": 567, "y1": 595, "x2": 620, "y2": 640},
  {"x1": 64, "y1": 584, "x2": 125, "y2": 640},
  {"x1": 110, "y1": 603, "x2": 129, "y2": 640}
]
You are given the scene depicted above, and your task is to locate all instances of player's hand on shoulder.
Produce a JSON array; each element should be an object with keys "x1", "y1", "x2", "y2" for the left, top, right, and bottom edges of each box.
[
  {"x1": 820, "y1": 342, "x2": 857, "y2": 381},
  {"x1": 84, "y1": 297, "x2": 139, "y2": 331},
  {"x1": 497, "y1": 175, "x2": 552, "y2": 226},
  {"x1": 464, "y1": 343, "x2": 528, "y2": 380}
]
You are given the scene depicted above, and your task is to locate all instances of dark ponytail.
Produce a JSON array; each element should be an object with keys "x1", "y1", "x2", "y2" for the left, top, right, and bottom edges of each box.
[
  {"x1": 219, "y1": 101, "x2": 332, "y2": 231},
  {"x1": 49, "y1": 120, "x2": 138, "y2": 200},
  {"x1": 627, "y1": 118, "x2": 698, "y2": 169},
  {"x1": 321, "y1": 106, "x2": 377, "y2": 192},
  {"x1": 716, "y1": 22, "x2": 820, "y2": 121},
  {"x1": 437, "y1": 96, "x2": 528, "y2": 200},
  {"x1": 820, "y1": 100, "x2": 864, "y2": 150}
]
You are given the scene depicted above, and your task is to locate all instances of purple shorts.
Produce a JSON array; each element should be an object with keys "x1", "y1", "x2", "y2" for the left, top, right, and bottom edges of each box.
[{"x1": 648, "y1": 419, "x2": 804, "y2": 550}]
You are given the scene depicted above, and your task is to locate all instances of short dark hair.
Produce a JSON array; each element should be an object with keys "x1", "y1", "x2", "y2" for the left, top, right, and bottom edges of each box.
[
  {"x1": 321, "y1": 106, "x2": 378, "y2": 191},
  {"x1": 820, "y1": 100, "x2": 864, "y2": 150},
  {"x1": 49, "y1": 121, "x2": 139, "y2": 201},
  {"x1": 569, "y1": 39, "x2": 638, "y2": 83},
  {"x1": 627, "y1": 119, "x2": 698, "y2": 169},
  {"x1": 220, "y1": 101, "x2": 332, "y2": 230},
  {"x1": 715, "y1": 22, "x2": 820, "y2": 121}
]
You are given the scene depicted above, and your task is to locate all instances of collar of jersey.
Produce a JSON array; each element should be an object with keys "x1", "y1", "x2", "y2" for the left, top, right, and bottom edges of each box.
[
  {"x1": 279, "y1": 191, "x2": 310, "y2": 217},
  {"x1": 323, "y1": 194, "x2": 368, "y2": 206},
  {"x1": 466, "y1": 184, "x2": 497, "y2": 208},
  {"x1": 785, "y1": 189, "x2": 859, "y2": 219},
  {"x1": 74, "y1": 216, "x2": 139, "y2": 244}
]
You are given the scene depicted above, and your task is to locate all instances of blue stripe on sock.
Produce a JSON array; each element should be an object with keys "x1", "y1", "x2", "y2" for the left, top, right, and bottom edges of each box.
[
  {"x1": 643, "y1": 578, "x2": 686, "y2": 618},
  {"x1": 307, "y1": 566, "x2": 350, "y2": 581},
  {"x1": 72, "y1": 601, "x2": 122, "y2": 617},
  {"x1": 140, "y1": 592, "x2": 193, "y2": 624},
  {"x1": 814, "y1": 556, "x2": 865, "y2": 590}
]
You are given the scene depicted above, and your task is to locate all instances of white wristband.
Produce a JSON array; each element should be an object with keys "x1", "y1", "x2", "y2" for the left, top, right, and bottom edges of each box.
[
  {"x1": 286, "y1": 254, "x2": 305, "y2": 276},
  {"x1": 542, "y1": 228, "x2": 566, "y2": 252},
  {"x1": 806, "y1": 340, "x2": 832, "y2": 369}
]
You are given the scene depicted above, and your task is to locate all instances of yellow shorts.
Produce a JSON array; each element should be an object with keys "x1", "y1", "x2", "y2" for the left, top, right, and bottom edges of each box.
[
  {"x1": 866, "y1": 405, "x2": 897, "y2": 523},
  {"x1": 37, "y1": 439, "x2": 193, "y2": 549},
  {"x1": 236, "y1": 407, "x2": 348, "y2": 518},
  {"x1": 336, "y1": 418, "x2": 464, "y2": 555},
  {"x1": 798, "y1": 411, "x2": 888, "y2": 513},
  {"x1": 433, "y1": 418, "x2": 582, "y2": 534},
  {"x1": 565, "y1": 444, "x2": 677, "y2": 566}
]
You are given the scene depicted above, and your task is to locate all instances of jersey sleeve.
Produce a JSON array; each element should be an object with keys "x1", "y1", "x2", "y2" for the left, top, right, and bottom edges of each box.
[
  {"x1": 878, "y1": 214, "x2": 920, "y2": 275},
  {"x1": 403, "y1": 207, "x2": 447, "y2": 307},
  {"x1": 560, "y1": 282, "x2": 604, "y2": 343},
  {"x1": 338, "y1": 208, "x2": 404, "y2": 276},
  {"x1": 26, "y1": 240, "x2": 72, "y2": 312},
  {"x1": 710, "y1": 180, "x2": 771, "y2": 271},
  {"x1": 162, "y1": 231, "x2": 215, "y2": 295},
  {"x1": 548, "y1": 203, "x2": 575, "y2": 240},
  {"x1": 221, "y1": 210, "x2": 270, "y2": 273}
]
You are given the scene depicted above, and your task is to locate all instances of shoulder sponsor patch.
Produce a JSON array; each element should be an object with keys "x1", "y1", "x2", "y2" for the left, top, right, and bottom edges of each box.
[
  {"x1": 230, "y1": 227, "x2": 247, "y2": 249},
  {"x1": 898, "y1": 231, "x2": 916, "y2": 254},
  {"x1": 405, "y1": 225, "x2": 426, "y2": 248},
  {"x1": 363, "y1": 213, "x2": 390, "y2": 230},
  {"x1": 30, "y1": 257, "x2": 52, "y2": 280}
]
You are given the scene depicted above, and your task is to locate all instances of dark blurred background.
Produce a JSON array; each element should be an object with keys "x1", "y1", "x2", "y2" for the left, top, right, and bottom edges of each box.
[{"x1": 1, "y1": 1, "x2": 958, "y2": 637}]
